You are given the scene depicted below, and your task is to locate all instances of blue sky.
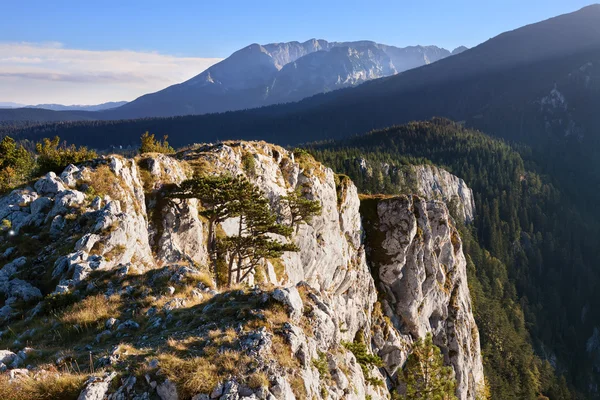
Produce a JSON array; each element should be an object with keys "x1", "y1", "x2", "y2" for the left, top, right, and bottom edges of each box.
[{"x1": 0, "y1": 0, "x2": 594, "y2": 104}]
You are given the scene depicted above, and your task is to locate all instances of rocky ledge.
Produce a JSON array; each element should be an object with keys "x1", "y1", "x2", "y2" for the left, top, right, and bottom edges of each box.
[{"x1": 0, "y1": 141, "x2": 485, "y2": 399}]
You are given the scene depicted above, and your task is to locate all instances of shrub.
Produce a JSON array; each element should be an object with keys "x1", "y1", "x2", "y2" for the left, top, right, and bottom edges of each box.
[
  {"x1": 343, "y1": 332, "x2": 384, "y2": 387},
  {"x1": 139, "y1": 132, "x2": 174, "y2": 154},
  {"x1": 0, "y1": 136, "x2": 35, "y2": 193},
  {"x1": 242, "y1": 153, "x2": 257, "y2": 177},
  {"x1": 0, "y1": 371, "x2": 86, "y2": 400},
  {"x1": 36, "y1": 136, "x2": 97, "y2": 175}
]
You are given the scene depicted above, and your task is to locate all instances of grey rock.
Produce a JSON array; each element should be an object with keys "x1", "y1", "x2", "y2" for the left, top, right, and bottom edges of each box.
[
  {"x1": 30, "y1": 197, "x2": 53, "y2": 215},
  {"x1": 60, "y1": 164, "x2": 80, "y2": 188},
  {"x1": 34, "y1": 172, "x2": 65, "y2": 196},
  {"x1": 0, "y1": 350, "x2": 16, "y2": 365},
  {"x1": 96, "y1": 330, "x2": 112, "y2": 343},
  {"x1": 272, "y1": 286, "x2": 303, "y2": 321},
  {"x1": 156, "y1": 379, "x2": 178, "y2": 400},
  {"x1": 50, "y1": 215, "x2": 66, "y2": 237},
  {"x1": 117, "y1": 320, "x2": 140, "y2": 331}
]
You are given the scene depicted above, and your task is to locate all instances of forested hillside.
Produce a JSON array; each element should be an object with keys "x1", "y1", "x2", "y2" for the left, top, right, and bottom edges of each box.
[{"x1": 305, "y1": 119, "x2": 599, "y2": 398}]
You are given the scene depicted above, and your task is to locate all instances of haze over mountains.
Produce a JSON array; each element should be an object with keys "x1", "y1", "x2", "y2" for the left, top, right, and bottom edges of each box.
[
  {"x1": 0, "y1": 40, "x2": 464, "y2": 122},
  {"x1": 0, "y1": 101, "x2": 127, "y2": 112},
  {"x1": 9, "y1": 4, "x2": 599, "y2": 151}
]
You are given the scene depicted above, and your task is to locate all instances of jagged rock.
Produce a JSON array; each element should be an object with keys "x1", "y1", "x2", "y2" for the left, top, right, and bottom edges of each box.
[
  {"x1": 30, "y1": 197, "x2": 53, "y2": 215},
  {"x1": 34, "y1": 172, "x2": 66, "y2": 196},
  {"x1": 156, "y1": 379, "x2": 178, "y2": 400},
  {"x1": 9, "y1": 368, "x2": 29, "y2": 381},
  {"x1": 50, "y1": 215, "x2": 66, "y2": 237},
  {"x1": 48, "y1": 189, "x2": 86, "y2": 218},
  {"x1": 106, "y1": 318, "x2": 119, "y2": 330},
  {"x1": 0, "y1": 256, "x2": 27, "y2": 293},
  {"x1": 117, "y1": 320, "x2": 140, "y2": 331},
  {"x1": 60, "y1": 164, "x2": 81, "y2": 188},
  {"x1": 0, "y1": 350, "x2": 17, "y2": 365},
  {"x1": 96, "y1": 330, "x2": 112, "y2": 343},
  {"x1": 78, "y1": 378, "x2": 111, "y2": 400},
  {"x1": 7, "y1": 279, "x2": 42, "y2": 302},
  {"x1": 366, "y1": 195, "x2": 484, "y2": 399},
  {"x1": 163, "y1": 298, "x2": 186, "y2": 312},
  {"x1": 0, "y1": 142, "x2": 485, "y2": 399},
  {"x1": 0, "y1": 247, "x2": 15, "y2": 260},
  {"x1": 272, "y1": 286, "x2": 303, "y2": 321}
]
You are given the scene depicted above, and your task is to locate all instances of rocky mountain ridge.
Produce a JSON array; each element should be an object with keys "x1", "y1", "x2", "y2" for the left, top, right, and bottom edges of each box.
[
  {"x1": 96, "y1": 40, "x2": 464, "y2": 119},
  {"x1": 0, "y1": 141, "x2": 484, "y2": 399}
]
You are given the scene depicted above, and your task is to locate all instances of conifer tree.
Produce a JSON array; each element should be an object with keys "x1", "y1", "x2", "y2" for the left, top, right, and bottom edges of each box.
[
  {"x1": 400, "y1": 333, "x2": 457, "y2": 400},
  {"x1": 279, "y1": 188, "x2": 322, "y2": 230},
  {"x1": 169, "y1": 174, "x2": 298, "y2": 286}
]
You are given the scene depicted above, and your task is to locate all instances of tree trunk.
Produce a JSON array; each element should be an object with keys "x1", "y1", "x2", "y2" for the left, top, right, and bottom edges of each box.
[
  {"x1": 208, "y1": 219, "x2": 217, "y2": 279},
  {"x1": 227, "y1": 252, "x2": 235, "y2": 287},
  {"x1": 235, "y1": 216, "x2": 243, "y2": 284}
]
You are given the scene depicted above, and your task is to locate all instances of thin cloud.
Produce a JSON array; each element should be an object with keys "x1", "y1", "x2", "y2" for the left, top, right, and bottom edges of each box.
[{"x1": 0, "y1": 42, "x2": 222, "y2": 105}]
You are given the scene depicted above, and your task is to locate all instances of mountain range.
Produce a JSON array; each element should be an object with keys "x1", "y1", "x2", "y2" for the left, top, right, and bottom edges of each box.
[
  {"x1": 0, "y1": 101, "x2": 127, "y2": 112},
  {"x1": 9, "y1": 4, "x2": 599, "y2": 152},
  {"x1": 0, "y1": 41, "x2": 464, "y2": 122}
]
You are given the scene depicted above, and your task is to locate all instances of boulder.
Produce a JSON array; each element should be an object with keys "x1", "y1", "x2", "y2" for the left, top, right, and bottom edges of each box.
[
  {"x1": 34, "y1": 172, "x2": 65, "y2": 196},
  {"x1": 272, "y1": 286, "x2": 303, "y2": 321},
  {"x1": 156, "y1": 379, "x2": 178, "y2": 400}
]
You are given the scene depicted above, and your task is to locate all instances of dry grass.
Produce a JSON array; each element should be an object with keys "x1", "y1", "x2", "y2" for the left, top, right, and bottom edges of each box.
[
  {"x1": 247, "y1": 372, "x2": 269, "y2": 389},
  {"x1": 85, "y1": 164, "x2": 122, "y2": 200},
  {"x1": 0, "y1": 370, "x2": 86, "y2": 400},
  {"x1": 159, "y1": 349, "x2": 254, "y2": 397},
  {"x1": 60, "y1": 294, "x2": 121, "y2": 329}
]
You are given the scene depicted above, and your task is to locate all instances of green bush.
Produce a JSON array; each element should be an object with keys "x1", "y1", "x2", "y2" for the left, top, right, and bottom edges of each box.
[
  {"x1": 35, "y1": 136, "x2": 97, "y2": 175},
  {"x1": 0, "y1": 136, "x2": 35, "y2": 193},
  {"x1": 139, "y1": 132, "x2": 174, "y2": 154}
]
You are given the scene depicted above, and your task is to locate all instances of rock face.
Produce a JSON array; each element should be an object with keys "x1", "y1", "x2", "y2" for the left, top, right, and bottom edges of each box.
[
  {"x1": 401, "y1": 165, "x2": 476, "y2": 224},
  {"x1": 0, "y1": 141, "x2": 484, "y2": 399},
  {"x1": 363, "y1": 195, "x2": 485, "y2": 399}
]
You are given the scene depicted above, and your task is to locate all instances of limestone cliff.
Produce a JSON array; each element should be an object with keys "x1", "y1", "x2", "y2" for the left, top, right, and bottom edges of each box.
[
  {"x1": 0, "y1": 141, "x2": 484, "y2": 399},
  {"x1": 362, "y1": 195, "x2": 484, "y2": 399}
]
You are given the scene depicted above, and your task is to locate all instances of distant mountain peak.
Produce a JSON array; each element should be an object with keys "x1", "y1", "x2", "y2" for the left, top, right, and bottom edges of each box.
[{"x1": 452, "y1": 46, "x2": 469, "y2": 55}]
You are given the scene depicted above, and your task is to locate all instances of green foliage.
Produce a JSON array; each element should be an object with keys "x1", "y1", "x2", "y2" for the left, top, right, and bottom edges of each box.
[
  {"x1": 399, "y1": 333, "x2": 457, "y2": 400},
  {"x1": 0, "y1": 136, "x2": 35, "y2": 193},
  {"x1": 35, "y1": 136, "x2": 97, "y2": 175},
  {"x1": 307, "y1": 119, "x2": 576, "y2": 399},
  {"x1": 139, "y1": 131, "x2": 174, "y2": 154},
  {"x1": 279, "y1": 188, "x2": 322, "y2": 229},
  {"x1": 169, "y1": 175, "x2": 298, "y2": 287},
  {"x1": 343, "y1": 332, "x2": 384, "y2": 387},
  {"x1": 312, "y1": 351, "x2": 330, "y2": 379},
  {"x1": 241, "y1": 152, "x2": 257, "y2": 177}
]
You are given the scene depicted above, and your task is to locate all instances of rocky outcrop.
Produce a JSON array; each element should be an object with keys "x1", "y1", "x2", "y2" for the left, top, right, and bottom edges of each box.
[
  {"x1": 363, "y1": 195, "x2": 484, "y2": 399},
  {"x1": 0, "y1": 141, "x2": 485, "y2": 400},
  {"x1": 400, "y1": 165, "x2": 476, "y2": 224}
]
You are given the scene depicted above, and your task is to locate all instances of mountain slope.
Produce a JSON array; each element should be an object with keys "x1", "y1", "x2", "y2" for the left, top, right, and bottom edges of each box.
[
  {"x1": 100, "y1": 39, "x2": 458, "y2": 119},
  {"x1": 10, "y1": 5, "x2": 600, "y2": 150},
  {"x1": 27, "y1": 101, "x2": 128, "y2": 112},
  {"x1": 306, "y1": 119, "x2": 588, "y2": 397}
]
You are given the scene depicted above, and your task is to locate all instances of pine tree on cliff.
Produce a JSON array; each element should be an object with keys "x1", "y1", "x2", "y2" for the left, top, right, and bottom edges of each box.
[
  {"x1": 400, "y1": 333, "x2": 458, "y2": 400},
  {"x1": 220, "y1": 180, "x2": 298, "y2": 285},
  {"x1": 279, "y1": 188, "x2": 322, "y2": 230},
  {"x1": 169, "y1": 174, "x2": 297, "y2": 286},
  {"x1": 168, "y1": 175, "x2": 244, "y2": 278}
]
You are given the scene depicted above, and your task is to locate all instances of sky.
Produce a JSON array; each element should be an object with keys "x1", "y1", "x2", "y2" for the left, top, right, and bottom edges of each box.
[{"x1": 0, "y1": 0, "x2": 594, "y2": 105}]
